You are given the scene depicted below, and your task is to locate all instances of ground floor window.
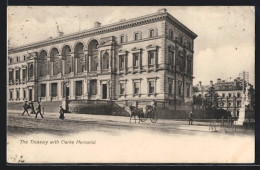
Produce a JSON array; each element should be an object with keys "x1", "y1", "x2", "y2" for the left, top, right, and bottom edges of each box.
[
  {"x1": 148, "y1": 81, "x2": 155, "y2": 94},
  {"x1": 120, "y1": 82, "x2": 125, "y2": 95},
  {"x1": 76, "y1": 81, "x2": 83, "y2": 96},
  {"x1": 51, "y1": 83, "x2": 57, "y2": 97},
  {"x1": 90, "y1": 80, "x2": 97, "y2": 95},
  {"x1": 168, "y1": 78, "x2": 173, "y2": 95},
  {"x1": 23, "y1": 89, "x2": 26, "y2": 99},
  {"x1": 41, "y1": 84, "x2": 46, "y2": 97},
  {"x1": 16, "y1": 89, "x2": 20, "y2": 99},
  {"x1": 134, "y1": 82, "x2": 140, "y2": 95},
  {"x1": 178, "y1": 80, "x2": 182, "y2": 96}
]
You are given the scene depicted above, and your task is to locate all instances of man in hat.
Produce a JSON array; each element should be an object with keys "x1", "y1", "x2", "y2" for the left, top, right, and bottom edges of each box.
[
  {"x1": 22, "y1": 101, "x2": 30, "y2": 116},
  {"x1": 59, "y1": 105, "x2": 65, "y2": 119},
  {"x1": 35, "y1": 101, "x2": 44, "y2": 119}
]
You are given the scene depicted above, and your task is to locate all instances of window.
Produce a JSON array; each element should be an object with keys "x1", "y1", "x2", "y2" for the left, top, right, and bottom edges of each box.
[
  {"x1": 51, "y1": 83, "x2": 57, "y2": 97},
  {"x1": 9, "y1": 90, "x2": 13, "y2": 99},
  {"x1": 119, "y1": 55, "x2": 125, "y2": 70},
  {"x1": 148, "y1": 51, "x2": 155, "y2": 66},
  {"x1": 169, "y1": 30, "x2": 173, "y2": 39},
  {"x1": 90, "y1": 80, "x2": 97, "y2": 95},
  {"x1": 23, "y1": 89, "x2": 26, "y2": 99},
  {"x1": 178, "y1": 81, "x2": 182, "y2": 96},
  {"x1": 237, "y1": 93, "x2": 241, "y2": 98},
  {"x1": 16, "y1": 89, "x2": 20, "y2": 99},
  {"x1": 133, "y1": 53, "x2": 139, "y2": 68},
  {"x1": 23, "y1": 56, "x2": 26, "y2": 61},
  {"x1": 134, "y1": 82, "x2": 140, "y2": 95},
  {"x1": 228, "y1": 93, "x2": 232, "y2": 97},
  {"x1": 22, "y1": 69, "x2": 26, "y2": 81},
  {"x1": 134, "y1": 33, "x2": 139, "y2": 41},
  {"x1": 15, "y1": 70, "x2": 20, "y2": 81},
  {"x1": 9, "y1": 71, "x2": 13, "y2": 82},
  {"x1": 168, "y1": 79, "x2": 173, "y2": 95},
  {"x1": 169, "y1": 50, "x2": 174, "y2": 67},
  {"x1": 120, "y1": 83, "x2": 125, "y2": 95},
  {"x1": 187, "y1": 59, "x2": 192, "y2": 75},
  {"x1": 149, "y1": 81, "x2": 155, "y2": 94},
  {"x1": 29, "y1": 64, "x2": 33, "y2": 77},
  {"x1": 237, "y1": 101, "x2": 241, "y2": 107},
  {"x1": 76, "y1": 81, "x2": 83, "y2": 96},
  {"x1": 40, "y1": 84, "x2": 46, "y2": 97},
  {"x1": 149, "y1": 29, "x2": 154, "y2": 38},
  {"x1": 102, "y1": 53, "x2": 109, "y2": 70},
  {"x1": 228, "y1": 102, "x2": 232, "y2": 107},
  {"x1": 186, "y1": 83, "x2": 190, "y2": 97},
  {"x1": 16, "y1": 57, "x2": 19, "y2": 62},
  {"x1": 91, "y1": 56, "x2": 98, "y2": 71},
  {"x1": 222, "y1": 93, "x2": 225, "y2": 98},
  {"x1": 120, "y1": 35, "x2": 124, "y2": 43},
  {"x1": 82, "y1": 65, "x2": 84, "y2": 72}
]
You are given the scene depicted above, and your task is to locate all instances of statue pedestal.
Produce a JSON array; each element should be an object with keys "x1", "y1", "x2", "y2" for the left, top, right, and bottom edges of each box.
[{"x1": 236, "y1": 107, "x2": 245, "y2": 125}]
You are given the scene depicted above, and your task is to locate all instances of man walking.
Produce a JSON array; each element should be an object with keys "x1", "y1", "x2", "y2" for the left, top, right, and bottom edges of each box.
[
  {"x1": 35, "y1": 101, "x2": 44, "y2": 119},
  {"x1": 188, "y1": 111, "x2": 193, "y2": 125},
  {"x1": 22, "y1": 101, "x2": 30, "y2": 116},
  {"x1": 30, "y1": 100, "x2": 36, "y2": 114}
]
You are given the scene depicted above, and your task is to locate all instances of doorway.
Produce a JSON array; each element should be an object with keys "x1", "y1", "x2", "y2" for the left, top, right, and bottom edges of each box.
[
  {"x1": 102, "y1": 84, "x2": 107, "y2": 99},
  {"x1": 66, "y1": 87, "x2": 69, "y2": 100},
  {"x1": 29, "y1": 89, "x2": 32, "y2": 101}
]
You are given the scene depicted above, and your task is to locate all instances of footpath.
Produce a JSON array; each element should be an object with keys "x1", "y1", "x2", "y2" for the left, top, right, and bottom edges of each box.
[{"x1": 7, "y1": 110, "x2": 254, "y2": 135}]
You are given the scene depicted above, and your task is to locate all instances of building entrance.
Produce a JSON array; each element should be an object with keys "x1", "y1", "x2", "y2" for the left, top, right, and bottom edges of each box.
[
  {"x1": 29, "y1": 89, "x2": 32, "y2": 101},
  {"x1": 102, "y1": 84, "x2": 107, "y2": 99}
]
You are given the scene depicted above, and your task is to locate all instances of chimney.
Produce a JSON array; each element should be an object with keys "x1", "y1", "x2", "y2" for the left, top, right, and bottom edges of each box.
[
  {"x1": 210, "y1": 80, "x2": 213, "y2": 86},
  {"x1": 158, "y1": 8, "x2": 167, "y2": 13},
  {"x1": 217, "y1": 78, "x2": 221, "y2": 83},
  {"x1": 94, "y1": 22, "x2": 101, "y2": 28}
]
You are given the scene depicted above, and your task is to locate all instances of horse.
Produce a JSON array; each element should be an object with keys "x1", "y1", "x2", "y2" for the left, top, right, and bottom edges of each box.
[{"x1": 125, "y1": 105, "x2": 142, "y2": 123}]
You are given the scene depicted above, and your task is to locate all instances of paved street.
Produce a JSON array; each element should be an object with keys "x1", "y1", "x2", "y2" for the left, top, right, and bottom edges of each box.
[{"x1": 7, "y1": 111, "x2": 255, "y2": 163}]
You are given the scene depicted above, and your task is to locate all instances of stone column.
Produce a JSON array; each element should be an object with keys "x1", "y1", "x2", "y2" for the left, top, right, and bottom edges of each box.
[
  {"x1": 83, "y1": 79, "x2": 88, "y2": 99},
  {"x1": 58, "y1": 81, "x2": 62, "y2": 100},
  {"x1": 98, "y1": 51, "x2": 102, "y2": 73},
  {"x1": 70, "y1": 79, "x2": 75, "y2": 100},
  {"x1": 46, "y1": 82, "x2": 51, "y2": 101}
]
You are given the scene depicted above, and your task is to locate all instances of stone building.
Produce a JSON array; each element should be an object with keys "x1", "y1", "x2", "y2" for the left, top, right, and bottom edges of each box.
[
  {"x1": 7, "y1": 8, "x2": 197, "y2": 112},
  {"x1": 193, "y1": 78, "x2": 252, "y2": 117}
]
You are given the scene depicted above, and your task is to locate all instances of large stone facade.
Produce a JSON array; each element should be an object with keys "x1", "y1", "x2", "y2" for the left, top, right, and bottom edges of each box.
[{"x1": 7, "y1": 8, "x2": 197, "y2": 108}]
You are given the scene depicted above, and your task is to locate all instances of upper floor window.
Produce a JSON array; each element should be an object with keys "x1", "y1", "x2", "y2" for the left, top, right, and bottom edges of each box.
[
  {"x1": 9, "y1": 58, "x2": 13, "y2": 64},
  {"x1": 119, "y1": 55, "x2": 125, "y2": 70},
  {"x1": 237, "y1": 93, "x2": 241, "y2": 98},
  {"x1": 222, "y1": 93, "x2": 225, "y2": 98},
  {"x1": 120, "y1": 35, "x2": 124, "y2": 43},
  {"x1": 169, "y1": 50, "x2": 174, "y2": 67},
  {"x1": 228, "y1": 93, "x2": 232, "y2": 98},
  {"x1": 134, "y1": 33, "x2": 139, "y2": 41},
  {"x1": 169, "y1": 29, "x2": 173, "y2": 39},
  {"x1": 9, "y1": 90, "x2": 13, "y2": 99},
  {"x1": 149, "y1": 29, "x2": 154, "y2": 38},
  {"x1": 133, "y1": 53, "x2": 139, "y2": 68},
  {"x1": 120, "y1": 82, "x2": 125, "y2": 95},
  {"x1": 102, "y1": 52, "x2": 109, "y2": 70},
  {"x1": 148, "y1": 80, "x2": 155, "y2": 94},
  {"x1": 134, "y1": 82, "x2": 140, "y2": 95},
  {"x1": 16, "y1": 57, "x2": 19, "y2": 62},
  {"x1": 148, "y1": 51, "x2": 156, "y2": 66}
]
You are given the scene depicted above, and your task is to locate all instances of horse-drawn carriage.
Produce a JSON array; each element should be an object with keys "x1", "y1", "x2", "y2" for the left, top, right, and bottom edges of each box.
[{"x1": 126, "y1": 105, "x2": 158, "y2": 123}]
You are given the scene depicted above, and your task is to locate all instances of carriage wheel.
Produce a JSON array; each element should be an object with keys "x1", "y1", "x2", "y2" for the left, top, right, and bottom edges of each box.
[
  {"x1": 150, "y1": 111, "x2": 158, "y2": 123},
  {"x1": 140, "y1": 116, "x2": 147, "y2": 122}
]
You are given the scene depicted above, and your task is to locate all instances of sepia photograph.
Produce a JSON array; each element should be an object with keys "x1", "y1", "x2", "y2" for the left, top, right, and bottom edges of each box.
[{"x1": 7, "y1": 6, "x2": 255, "y2": 163}]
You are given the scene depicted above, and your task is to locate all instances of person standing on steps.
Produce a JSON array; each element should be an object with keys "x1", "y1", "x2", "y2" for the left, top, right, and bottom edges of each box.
[
  {"x1": 35, "y1": 101, "x2": 44, "y2": 119},
  {"x1": 22, "y1": 101, "x2": 30, "y2": 116}
]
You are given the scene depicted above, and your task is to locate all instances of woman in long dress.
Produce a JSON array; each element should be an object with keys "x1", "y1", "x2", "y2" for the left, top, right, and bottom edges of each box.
[{"x1": 59, "y1": 105, "x2": 65, "y2": 119}]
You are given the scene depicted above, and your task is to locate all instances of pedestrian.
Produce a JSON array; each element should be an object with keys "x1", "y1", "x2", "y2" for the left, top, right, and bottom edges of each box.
[
  {"x1": 59, "y1": 105, "x2": 65, "y2": 119},
  {"x1": 188, "y1": 111, "x2": 193, "y2": 125},
  {"x1": 22, "y1": 101, "x2": 30, "y2": 116},
  {"x1": 30, "y1": 100, "x2": 36, "y2": 114},
  {"x1": 35, "y1": 101, "x2": 44, "y2": 119},
  {"x1": 151, "y1": 100, "x2": 157, "y2": 110}
]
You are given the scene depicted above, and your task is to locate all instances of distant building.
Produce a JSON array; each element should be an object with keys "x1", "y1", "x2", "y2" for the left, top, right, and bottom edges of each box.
[
  {"x1": 194, "y1": 77, "x2": 252, "y2": 117},
  {"x1": 239, "y1": 71, "x2": 249, "y2": 84}
]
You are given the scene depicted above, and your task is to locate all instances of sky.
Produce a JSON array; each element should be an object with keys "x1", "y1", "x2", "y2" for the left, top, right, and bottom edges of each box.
[{"x1": 7, "y1": 6, "x2": 255, "y2": 86}]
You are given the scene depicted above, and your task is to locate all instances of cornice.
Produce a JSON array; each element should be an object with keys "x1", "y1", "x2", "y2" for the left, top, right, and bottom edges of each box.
[{"x1": 9, "y1": 12, "x2": 168, "y2": 54}]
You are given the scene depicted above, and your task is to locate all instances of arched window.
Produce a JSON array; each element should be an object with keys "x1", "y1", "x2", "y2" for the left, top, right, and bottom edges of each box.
[
  {"x1": 62, "y1": 45, "x2": 72, "y2": 74},
  {"x1": 39, "y1": 50, "x2": 47, "y2": 77},
  {"x1": 88, "y1": 39, "x2": 99, "y2": 72},
  {"x1": 29, "y1": 64, "x2": 33, "y2": 78},
  {"x1": 102, "y1": 52, "x2": 109, "y2": 69},
  {"x1": 50, "y1": 48, "x2": 59, "y2": 75},
  {"x1": 74, "y1": 42, "x2": 85, "y2": 73}
]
